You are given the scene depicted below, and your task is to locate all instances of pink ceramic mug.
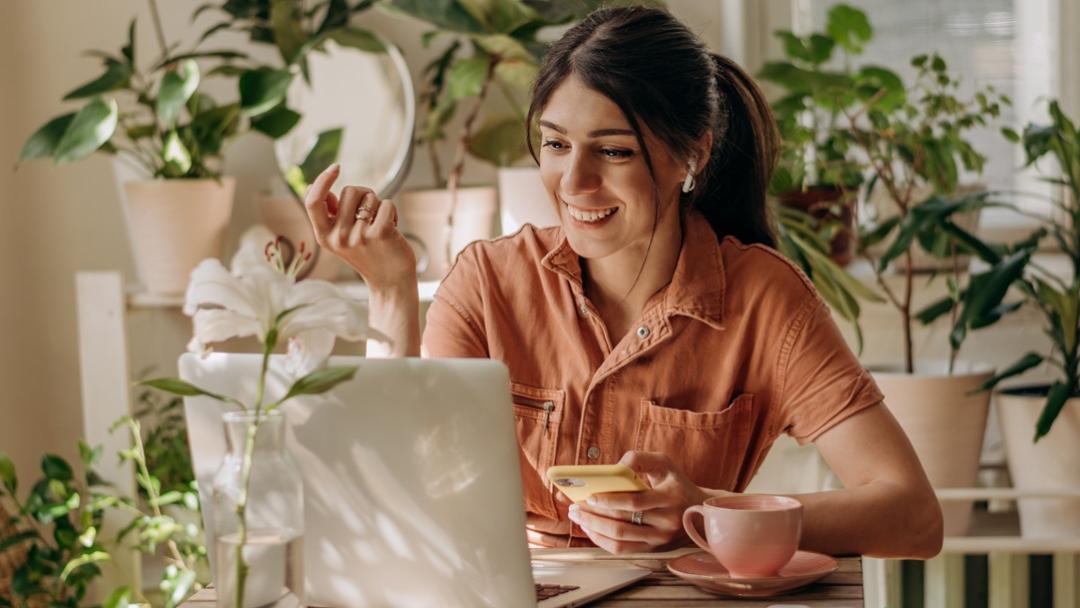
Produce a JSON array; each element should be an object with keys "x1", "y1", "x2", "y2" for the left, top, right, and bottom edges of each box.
[{"x1": 682, "y1": 494, "x2": 803, "y2": 579}]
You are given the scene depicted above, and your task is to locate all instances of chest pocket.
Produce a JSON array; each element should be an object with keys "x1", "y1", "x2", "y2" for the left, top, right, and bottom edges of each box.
[
  {"x1": 511, "y1": 381, "x2": 565, "y2": 519},
  {"x1": 634, "y1": 393, "x2": 756, "y2": 491}
]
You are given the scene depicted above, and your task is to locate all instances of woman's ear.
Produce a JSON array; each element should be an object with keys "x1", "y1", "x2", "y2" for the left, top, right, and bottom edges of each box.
[{"x1": 695, "y1": 132, "x2": 714, "y2": 172}]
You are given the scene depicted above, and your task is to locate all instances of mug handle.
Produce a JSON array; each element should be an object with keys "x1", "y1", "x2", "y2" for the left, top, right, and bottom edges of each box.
[{"x1": 682, "y1": 506, "x2": 710, "y2": 552}]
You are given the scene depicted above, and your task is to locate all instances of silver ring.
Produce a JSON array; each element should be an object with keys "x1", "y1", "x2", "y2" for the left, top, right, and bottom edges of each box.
[
  {"x1": 631, "y1": 511, "x2": 644, "y2": 526},
  {"x1": 354, "y1": 205, "x2": 375, "y2": 223}
]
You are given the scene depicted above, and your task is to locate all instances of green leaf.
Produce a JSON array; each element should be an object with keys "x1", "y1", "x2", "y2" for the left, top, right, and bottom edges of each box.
[
  {"x1": 152, "y1": 50, "x2": 247, "y2": 71},
  {"x1": 77, "y1": 441, "x2": 103, "y2": 467},
  {"x1": 122, "y1": 19, "x2": 136, "y2": 65},
  {"x1": 53, "y1": 97, "x2": 118, "y2": 164},
  {"x1": 62, "y1": 62, "x2": 132, "y2": 100},
  {"x1": 161, "y1": 130, "x2": 192, "y2": 177},
  {"x1": 855, "y1": 66, "x2": 905, "y2": 111},
  {"x1": 776, "y1": 31, "x2": 835, "y2": 65},
  {"x1": 42, "y1": 455, "x2": 73, "y2": 481},
  {"x1": 60, "y1": 550, "x2": 110, "y2": 582},
  {"x1": 467, "y1": 115, "x2": 528, "y2": 167},
  {"x1": 1035, "y1": 381, "x2": 1072, "y2": 441},
  {"x1": 381, "y1": 0, "x2": 487, "y2": 35},
  {"x1": 859, "y1": 215, "x2": 901, "y2": 251},
  {"x1": 271, "y1": 0, "x2": 308, "y2": 64},
  {"x1": 251, "y1": 104, "x2": 301, "y2": 138},
  {"x1": 168, "y1": 568, "x2": 198, "y2": 607},
  {"x1": 279, "y1": 366, "x2": 357, "y2": 403},
  {"x1": 103, "y1": 586, "x2": 133, "y2": 608},
  {"x1": 915, "y1": 295, "x2": 955, "y2": 325},
  {"x1": 240, "y1": 67, "x2": 294, "y2": 117},
  {"x1": 447, "y1": 56, "x2": 490, "y2": 101},
  {"x1": 157, "y1": 60, "x2": 200, "y2": 129},
  {"x1": 0, "y1": 452, "x2": 16, "y2": 494},
  {"x1": 1001, "y1": 126, "x2": 1021, "y2": 143},
  {"x1": 298, "y1": 127, "x2": 344, "y2": 184},
  {"x1": 18, "y1": 113, "x2": 76, "y2": 163},
  {"x1": 138, "y1": 377, "x2": 232, "y2": 402},
  {"x1": 940, "y1": 220, "x2": 1002, "y2": 264},
  {"x1": 826, "y1": 4, "x2": 872, "y2": 53},
  {"x1": 327, "y1": 27, "x2": 387, "y2": 53}
]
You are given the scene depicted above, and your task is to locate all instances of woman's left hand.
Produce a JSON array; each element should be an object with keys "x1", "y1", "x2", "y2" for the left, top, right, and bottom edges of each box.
[{"x1": 566, "y1": 451, "x2": 724, "y2": 554}]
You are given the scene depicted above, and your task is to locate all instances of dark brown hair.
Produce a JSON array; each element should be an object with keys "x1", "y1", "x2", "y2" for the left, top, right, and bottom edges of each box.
[{"x1": 526, "y1": 5, "x2": 779, "y2": 247}]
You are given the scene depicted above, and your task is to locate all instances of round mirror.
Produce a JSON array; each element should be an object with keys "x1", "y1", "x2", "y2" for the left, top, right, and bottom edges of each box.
[{"x1": 272, "y1": 34, "x2": 418, "y2": 275}]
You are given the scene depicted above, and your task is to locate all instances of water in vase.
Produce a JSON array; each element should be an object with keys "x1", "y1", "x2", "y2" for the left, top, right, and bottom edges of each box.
[{"x1": 215, "y1": 528, "x2": 304, "y2": 608}]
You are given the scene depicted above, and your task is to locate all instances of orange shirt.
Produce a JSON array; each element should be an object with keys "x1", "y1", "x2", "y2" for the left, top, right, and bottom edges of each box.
[{"x1": 423, "y1": 210, "x2": 884, "y2": 547}]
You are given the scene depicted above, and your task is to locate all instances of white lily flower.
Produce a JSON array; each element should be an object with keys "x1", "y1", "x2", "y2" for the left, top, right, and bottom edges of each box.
[{"x1": 184, "y1": 225, "x2": 364, "y2": 376}]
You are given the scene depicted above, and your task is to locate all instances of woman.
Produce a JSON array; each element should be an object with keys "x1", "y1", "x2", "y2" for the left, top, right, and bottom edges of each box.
[{"x1": 303, "y1": 6, "x2": 943, "y2": 558}]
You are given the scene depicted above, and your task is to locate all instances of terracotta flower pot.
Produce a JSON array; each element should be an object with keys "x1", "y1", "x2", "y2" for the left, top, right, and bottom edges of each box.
[
  {"x1": 872, "y1": 362, "x2": 994, "y2": 536},
  {"x1": 257, "y1": 193, "x2": 342, "y2": 281},
  {"x1": 779, "y1": 186, "x2": 856, "y2": 266},
  {"x1": 497, "y1": 166, "x2": 558, "y2": 235},
  {"x1": 121, "y1": 178, "x2": 235, "y2": 295},
  {"x1": 996, "y1": 386, "x2": 1080, "y2": 537},
  {"x1": 396, "y1": 186, "x2": 498, "y2": 281}
]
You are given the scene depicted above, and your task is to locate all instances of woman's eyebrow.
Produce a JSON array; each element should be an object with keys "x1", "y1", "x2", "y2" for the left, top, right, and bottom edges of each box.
[{"x1": 538, "y1": 120, "x2": 635, "y2": 138}]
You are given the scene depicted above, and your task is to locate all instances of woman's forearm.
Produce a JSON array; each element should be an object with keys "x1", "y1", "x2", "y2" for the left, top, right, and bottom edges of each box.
[
  {"x1": 785, "y1": 482, "x2": 942, "y2": 558},
  {"x1": 365, "y1": 282, "x2": 421, "y2": 357}
]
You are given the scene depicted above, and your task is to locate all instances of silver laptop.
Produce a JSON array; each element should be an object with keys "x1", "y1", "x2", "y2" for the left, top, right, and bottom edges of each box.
[{"x1": 181, "y1": 353, "x2": 648, "y2": 607}]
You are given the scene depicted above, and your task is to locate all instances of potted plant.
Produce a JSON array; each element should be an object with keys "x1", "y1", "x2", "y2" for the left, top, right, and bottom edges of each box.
[
  {"x1": 974, "y1": 100, "x2": 1080, "y2": 537},
  {"x1": 762, "y1": 4, "x2": 872, "y2": 268},
  {"x1": 17, "y1": 1, "x2": 299, "y2": 295},
  {"x1": 763, "y1": 4, "x2": 1027, "y2": 535}
]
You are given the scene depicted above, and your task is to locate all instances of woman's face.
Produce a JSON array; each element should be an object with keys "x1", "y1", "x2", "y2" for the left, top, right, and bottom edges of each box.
[{"x1": 538, "y1": 75, "x2": 688, "y2": 261}]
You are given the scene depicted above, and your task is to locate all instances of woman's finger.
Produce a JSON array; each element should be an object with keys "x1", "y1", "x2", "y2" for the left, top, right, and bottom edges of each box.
[
  {"x1": 335, "y1": 187, "x2": 363, "y2": 245},
  {"x1": 588, "y1": 489, "x2": 671, "y2": 513},
  {"x1": 573, "y1": 520, "x2": 657, "y2": 555},
  {"x1": 370, "y1": 198, "x2": 396, "y2": 233},
  {"x1": 303, "y1": 163, "x2": 340, "y2": 236},
  {"x1": 568, "y1": 504, "x2": 668, "y2": 545}
]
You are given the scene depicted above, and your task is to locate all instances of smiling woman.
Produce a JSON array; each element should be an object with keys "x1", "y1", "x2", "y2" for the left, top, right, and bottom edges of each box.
[{"x1": 303, "y1": 5, "x2": 943, "y2": 560}]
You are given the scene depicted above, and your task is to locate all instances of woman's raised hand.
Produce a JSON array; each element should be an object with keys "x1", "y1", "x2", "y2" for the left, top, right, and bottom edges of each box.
[{"x1": 303, "y1": 163, "x2": 417, "y2": 291}]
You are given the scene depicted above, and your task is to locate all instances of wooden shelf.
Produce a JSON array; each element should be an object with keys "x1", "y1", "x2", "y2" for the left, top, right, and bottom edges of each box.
[{"x1": 125, "y1": 279, "x2": 442, "y2": 309}]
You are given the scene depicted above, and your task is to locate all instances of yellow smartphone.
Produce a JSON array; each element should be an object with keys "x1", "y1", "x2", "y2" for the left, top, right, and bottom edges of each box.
[{"x1": 546, "y1": 464, "x2": 647, "y2": 503}]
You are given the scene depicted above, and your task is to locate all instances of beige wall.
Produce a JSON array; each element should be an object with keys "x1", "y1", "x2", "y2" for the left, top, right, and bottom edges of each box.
[{"x1": 0, "y1": 1, "x2": 729, "y2": 488}]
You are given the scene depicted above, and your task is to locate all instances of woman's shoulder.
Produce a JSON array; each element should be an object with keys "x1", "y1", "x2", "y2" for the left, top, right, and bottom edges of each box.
[
  {"x1": 441, "y1": 223, "x2": 560, "y2": 293},
  {"x1": 718, "y1": 235, "x2": 821, "y2": 311}
]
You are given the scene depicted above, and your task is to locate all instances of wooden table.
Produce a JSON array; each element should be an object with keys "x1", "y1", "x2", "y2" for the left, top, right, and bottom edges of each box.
[{"x1": 181, "y1": 548, "x2": 862, "y2": 607}]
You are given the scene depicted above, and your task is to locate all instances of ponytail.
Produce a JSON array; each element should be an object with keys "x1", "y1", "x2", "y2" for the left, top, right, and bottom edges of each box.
[{"x1": 693, "y1": 54, "x2": 780, "y2": 248}]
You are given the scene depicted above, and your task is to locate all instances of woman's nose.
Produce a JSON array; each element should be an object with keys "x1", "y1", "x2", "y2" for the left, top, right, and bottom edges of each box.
[{"x1": 560, "y1": 152, "x2": 601, "y2": 195}]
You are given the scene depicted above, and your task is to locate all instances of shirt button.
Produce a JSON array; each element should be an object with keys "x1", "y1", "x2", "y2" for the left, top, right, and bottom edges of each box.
[
  {"x1": 586, "y1": 446, "x2": 600, "y2": 460},
  {"x1": 636, "y1": 325, "x2": 650, "y2": 339},
  {"x1": 579, "y1": 303, "x2": 589, "y2": 316}
]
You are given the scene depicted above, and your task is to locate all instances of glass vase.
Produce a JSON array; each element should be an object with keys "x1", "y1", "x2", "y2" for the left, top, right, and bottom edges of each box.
[{"x1": 211, "y1": 410, "x2": 304, "y2": 608}]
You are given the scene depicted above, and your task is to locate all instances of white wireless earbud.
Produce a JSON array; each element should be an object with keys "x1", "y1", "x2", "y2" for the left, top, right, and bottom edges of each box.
[{"x1": 681, "y1": 159, "x2": 697, "y2": 193}]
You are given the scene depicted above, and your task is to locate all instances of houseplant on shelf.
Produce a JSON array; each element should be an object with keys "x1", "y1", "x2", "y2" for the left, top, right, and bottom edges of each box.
[
  {"x1": 763, "y1": 4, "x2": 1028, "y2": 535},
  {"x1": 140, "y1": 226, "x2": 364, "y2": 607},
  {"x1": 380, "y1": 0, "x2": 656, "y2": 279},
  {"x1": 762, "y1": 3, "x2": 871, "y2": 268},
  {"x1": 17, "y1": 1, "x2": 299, "y2": 295},
  {"x1": 979, "y1": 100, "x2": 1080, "y2": 537}
]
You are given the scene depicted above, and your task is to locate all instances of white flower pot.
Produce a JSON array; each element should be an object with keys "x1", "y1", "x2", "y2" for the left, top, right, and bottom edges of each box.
[
  {"x1": 996, "y1": 387, "x2": 1080, "y2": 537},
  {"x1": 257, "y1": 193, "x2": 342, "y2": 281},
  {"x1": 497, "y1": 166, "x2": 558, "y2": 235},
  {"x1": 872, "y1": 362, "x2": 994, "y2": 536},
  {"x1": 396, "y1": 186, "x2": 497, "y2": 281},
  {"x1": 121, "y1": 178, "x2": 235, "y2": 295}
]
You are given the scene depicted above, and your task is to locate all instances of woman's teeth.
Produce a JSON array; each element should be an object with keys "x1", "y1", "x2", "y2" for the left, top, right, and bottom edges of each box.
[{"x1": 565, "y1": 204, "x2": 618, "y2": 223}]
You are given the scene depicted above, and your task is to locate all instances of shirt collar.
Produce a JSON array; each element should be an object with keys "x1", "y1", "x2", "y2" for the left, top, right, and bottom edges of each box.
[{"x1": 541, "y1": 210, "x2": 726, "y2": 329}]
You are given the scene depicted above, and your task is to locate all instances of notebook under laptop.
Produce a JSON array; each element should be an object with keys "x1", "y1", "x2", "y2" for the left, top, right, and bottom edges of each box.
[{"x1": 180, "y1": 353, "x2": 648, "y2": 607}]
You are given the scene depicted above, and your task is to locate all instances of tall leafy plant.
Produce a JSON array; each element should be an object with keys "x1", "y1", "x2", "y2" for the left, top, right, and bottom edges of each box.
[
  {"x1": 762, "y1": 3, "x2": 1023, "y2": 374},
  {"x1": 17, "y1": 1, "x2": 298, "y2": 179},
  {"x1": 978, "y1": 101, "x2": 1080, "y2": 440}
]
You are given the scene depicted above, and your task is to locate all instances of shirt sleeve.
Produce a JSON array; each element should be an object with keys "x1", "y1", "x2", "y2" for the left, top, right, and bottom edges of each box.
[
  {"x1": 775, "y1": 298, "x2": 884, "y2": 445},
  {"x1": 422, "y1": 246, "x2": 489, "y2": 358}
]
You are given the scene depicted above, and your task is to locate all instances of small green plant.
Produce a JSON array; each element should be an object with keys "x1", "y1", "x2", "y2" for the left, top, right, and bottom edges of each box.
[
  {"x1": 978, "y1": 100, "x2": 1080, "y2": 440},
  {"x1": 133, "y1": 376, "x2": 196, "y2": 498},
  {"x1": 17, "y1": 1, "x2": 298, "y2": 179},
  {"x1": 0, "y1": 416, "x2": 206, "y2": 608}
]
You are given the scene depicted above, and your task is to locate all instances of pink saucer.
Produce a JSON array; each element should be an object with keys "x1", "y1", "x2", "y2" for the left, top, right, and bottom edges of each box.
[{"x1": 667, "y1": 550, "x2": 839, "y2": 598}]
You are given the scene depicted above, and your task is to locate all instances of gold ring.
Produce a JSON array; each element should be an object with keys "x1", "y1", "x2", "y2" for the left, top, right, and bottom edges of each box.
[{"x1": 354, "y1": 206, "x2": 375, "y2": 223}]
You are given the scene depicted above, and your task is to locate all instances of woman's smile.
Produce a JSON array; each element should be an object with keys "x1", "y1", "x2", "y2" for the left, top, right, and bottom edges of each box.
[{"x1": 563, "y1": 201, "x2": 620, "y2": 228}]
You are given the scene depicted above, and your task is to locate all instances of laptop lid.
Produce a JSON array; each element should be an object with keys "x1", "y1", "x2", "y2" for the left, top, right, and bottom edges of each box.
[{"x1": 181, "y1": 353, "x2": 536, "y2": 607}]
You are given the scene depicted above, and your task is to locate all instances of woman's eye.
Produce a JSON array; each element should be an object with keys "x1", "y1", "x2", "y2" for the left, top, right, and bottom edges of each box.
[
  {"x1": 542, "y1": 140, "x2": 566, "y2": 150},
  {"x1": 601, "y1": 148, "x2": 634, "y2": 159}
]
